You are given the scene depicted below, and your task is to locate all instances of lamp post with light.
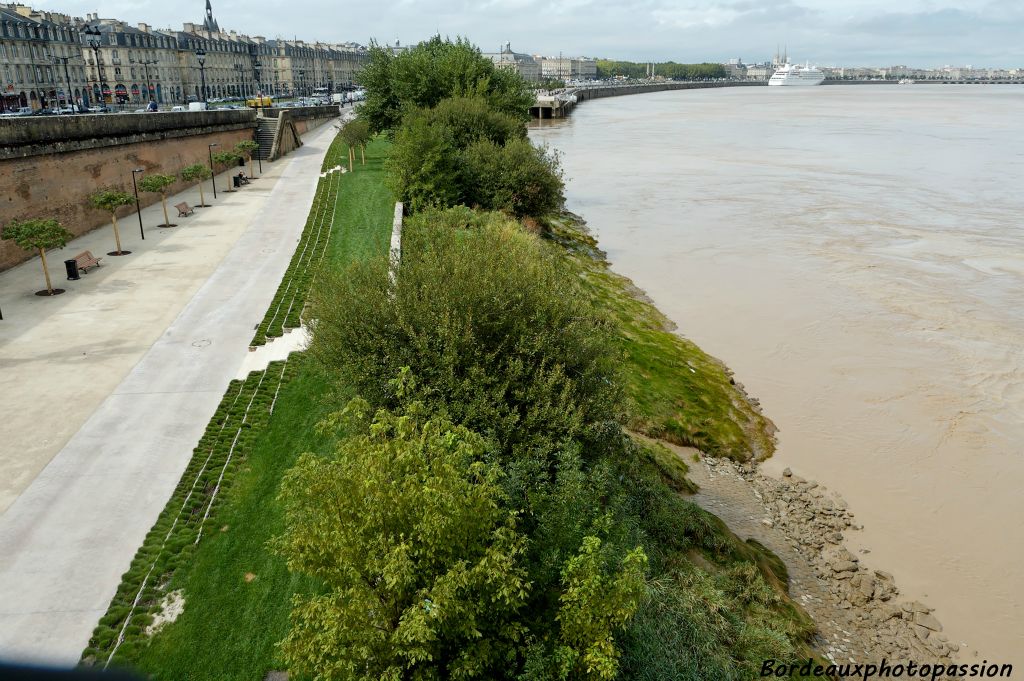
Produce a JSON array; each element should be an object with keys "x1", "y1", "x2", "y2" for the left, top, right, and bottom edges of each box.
[
  {"x1": 195, "y1": 48, "x2": 208, "y2": 105},
  {"x1": 82, "y1": 25, "x2": 107, "y2": 106}
]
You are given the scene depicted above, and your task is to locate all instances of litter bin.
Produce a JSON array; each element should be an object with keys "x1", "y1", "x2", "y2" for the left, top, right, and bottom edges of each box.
[
  {"x1": 65, "y1": 258, "x2": 80, "y2": 281},
  {"x1": 233, "y1": 175, "x2": 242, "y2": 188}
]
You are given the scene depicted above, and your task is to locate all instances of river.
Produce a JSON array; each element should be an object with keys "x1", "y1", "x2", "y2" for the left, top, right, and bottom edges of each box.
[{"x1": 531, "y1": 84, "x2": 1024, "y2": 663}]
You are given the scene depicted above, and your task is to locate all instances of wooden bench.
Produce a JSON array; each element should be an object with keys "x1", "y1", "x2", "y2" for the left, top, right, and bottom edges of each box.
[
  {"x1": 176, "y1": 202, "x2": 194, "y2": 217},
  {"x1": 74, "y1": 250, "x2": 102, "y2": 273}
]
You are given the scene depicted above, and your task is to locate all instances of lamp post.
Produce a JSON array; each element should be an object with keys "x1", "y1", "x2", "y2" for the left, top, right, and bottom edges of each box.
[
  {"x1": 83, "y1": 25, "x2": 106, "y2": 106},
  {"x1": 195, "y1": 48, "x2": 208, "y2": 105},
  {"x1": 208, "y1": 143, "x2": 219, "y2": 199},
  {"x1": 48, "y1": 54, "x2": 78, "y2": 110},
  {"x1": 131, "y1": 168, "x2": 146, "y2": 240},
  {"x1": 141, "y1": 59, "x2": 158, "y2": 104},
  {"x1": 297, "y1": 69, "x2": 304, "y2": 100},
  {"x1": 252, "y1": 59, "x2": 262, "y2": 111}
]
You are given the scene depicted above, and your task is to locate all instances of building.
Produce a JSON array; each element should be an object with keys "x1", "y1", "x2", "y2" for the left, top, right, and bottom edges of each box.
[
  {"x1": 0, "y1": 1, "x2": 367, "y2": 111},
  {"x1": 537, "y1": 55, "x2": 597, "y2": 81},
  {"x1": 0, "y1": 4, "x2": 90, "y2": 111},
  {"x1": 483, "y1": 42, "x2": 540, "y2": 82}
]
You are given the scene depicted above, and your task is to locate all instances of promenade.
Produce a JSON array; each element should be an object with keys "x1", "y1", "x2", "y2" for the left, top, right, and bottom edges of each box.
[{"x1": 0, "y1": 120, "x2": 338, "y2": 664}]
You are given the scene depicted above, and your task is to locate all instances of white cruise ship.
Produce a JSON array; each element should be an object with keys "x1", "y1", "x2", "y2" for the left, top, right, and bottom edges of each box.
[{"x1": 768, "y1": 62, "x2": 825, "y2": 86}]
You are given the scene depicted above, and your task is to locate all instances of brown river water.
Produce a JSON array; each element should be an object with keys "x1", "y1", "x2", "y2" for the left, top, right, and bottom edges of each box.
[{"x1": 531, "y1": 84, "x2": 1024, "y2": 663}]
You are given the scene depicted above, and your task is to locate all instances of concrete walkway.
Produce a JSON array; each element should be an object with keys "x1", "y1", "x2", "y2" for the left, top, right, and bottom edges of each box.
[{"x1": 0, "y1": 120, "x2": 340, "y2": 665}]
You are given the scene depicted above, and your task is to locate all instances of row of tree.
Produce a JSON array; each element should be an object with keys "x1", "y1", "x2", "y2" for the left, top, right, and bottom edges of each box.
[
  {"x1": 595, "y1": 60, "x2": 727, "y2": 80},
  {"x1": 2, "y1": 139, "x2": 262, "y2": 296}
]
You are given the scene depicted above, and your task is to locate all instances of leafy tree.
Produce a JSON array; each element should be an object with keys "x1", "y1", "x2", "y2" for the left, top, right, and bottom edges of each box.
[
  {"x1": 210, "y1": 152, "x2": 242, "y2": 191},
  {"x1": 462, "y1": 138, "x2": 564, "y2": 218},
  {"x1": 2, "y1": 218, "x2": 73, "y2": 295},
  {"x1": 358, "y1": 36, "x2": 533, "y2": 134},
  {"x1": 416, "y1": 96, "x2": 526, "y2": 150},
  {"x1": 384, "y1": 113, "x2": 462, "y2": 211},
  {"x1": 339, "y1": 119, "x2": 371, "y2": 171},
  {"x1": 138, "y1": 174, "x2": 176, "y2": 227},
  {"x1": 275, "y1": 392, "x2": 529, "y2": 681},
  {"x1": 554, "y1": 537, "x2": 647, "y2": 680},
  {"x1": 180, "y1": 163, "x2": 212, "y2": 206},
  {"x1": 234, "y1": 140, "x2": 260, "y2": 178},
  {"x1": 88, "y1": 189, "x2": 134, "y2": 255}
]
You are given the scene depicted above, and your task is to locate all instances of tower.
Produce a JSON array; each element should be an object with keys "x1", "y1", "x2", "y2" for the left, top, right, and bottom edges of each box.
[{"x1": 202, "y1": 0, "x2": 219, "y2": 33}]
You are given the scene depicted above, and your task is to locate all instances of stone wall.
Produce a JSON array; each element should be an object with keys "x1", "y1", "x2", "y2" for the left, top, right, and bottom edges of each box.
[{"x1": 0, "y1": 112, "x2": 261, "y2": 270}]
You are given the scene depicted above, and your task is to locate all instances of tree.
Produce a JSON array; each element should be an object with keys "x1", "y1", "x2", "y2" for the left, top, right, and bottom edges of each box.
[
  {"x1": 138, "y1": 174, "x2": 177, "y2": 227},
  {"x1": 338, "y1": 119, "x2": 367, "y2": 172},
  {"x1": 88, "y1": 189, "x2": 134, "y2": 255},
  {"x1": 211, "y1": 152, "x2": 242, "y2": 192},
  {"x1": 275, "y1": 393, "x2": 529, "y2": 681},
  {"x1": 358, "y1": 36, "x2": 533, "y2": 134},
  {"x1": 384, "y1": 114, "x2": 462, "y2": 211},
  {"x1": 180, "y1": 163, "x2": 212, "y2": 207},
  {"x1": 234, "y1": 140, "x2": 260, "y2": 178},
  {"x1": 2, "y1": 218, "x2": 73, "y2": 295}
]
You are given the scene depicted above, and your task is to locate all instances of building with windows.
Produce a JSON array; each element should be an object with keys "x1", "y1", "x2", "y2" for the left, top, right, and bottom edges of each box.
[
  {"x1": 483, "y1": 42, "x2": 540, "y2": 82},
  {"x1": 0, "y1": 1, "x2": 367, "y2": 110},
  {"x1": 0, "y1": 4, "x2": 89, "y2": 111},
  {"x1": 536, "y1": 55, "x2": 597, "y2": 81}
]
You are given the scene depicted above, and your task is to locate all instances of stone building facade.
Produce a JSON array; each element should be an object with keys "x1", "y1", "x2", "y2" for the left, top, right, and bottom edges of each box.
[{"x1": 0, "y1": 1, "x2": 367, "y2": 111}]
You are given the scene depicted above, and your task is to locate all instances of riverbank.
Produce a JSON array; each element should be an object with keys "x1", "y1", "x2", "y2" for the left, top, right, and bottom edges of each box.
[{"x1": 531, "y1": 83, "x2": 1024, "y2": 663}]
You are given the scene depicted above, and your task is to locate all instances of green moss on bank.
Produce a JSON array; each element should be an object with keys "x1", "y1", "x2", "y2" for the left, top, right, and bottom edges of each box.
[{"x1": 546, "y1": 213, "x2": 776, "y2": 461}]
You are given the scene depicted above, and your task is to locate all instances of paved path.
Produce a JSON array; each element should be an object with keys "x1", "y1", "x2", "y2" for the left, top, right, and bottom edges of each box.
[{"x1": 0, "y1": 121, "x2": 339, "y2": 665}]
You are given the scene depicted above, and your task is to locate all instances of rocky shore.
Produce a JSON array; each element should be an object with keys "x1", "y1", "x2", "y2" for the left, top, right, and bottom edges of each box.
[{"x1": 681, "y1": 449, "x2": 961, "y2": 666}]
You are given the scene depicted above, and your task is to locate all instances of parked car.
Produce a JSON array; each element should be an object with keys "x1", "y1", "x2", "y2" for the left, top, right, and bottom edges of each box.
[{"x1": 170, "y1": 105, "x2": 187, "y2": 112}]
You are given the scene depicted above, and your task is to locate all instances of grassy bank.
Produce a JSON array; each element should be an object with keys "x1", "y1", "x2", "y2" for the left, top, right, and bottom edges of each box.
[
  {"x1": 83, "y1": 137, "x2": 396, "y2": 678},
  {"x1": 547, "y1": 214, "x2": 776, "y2": 461}
]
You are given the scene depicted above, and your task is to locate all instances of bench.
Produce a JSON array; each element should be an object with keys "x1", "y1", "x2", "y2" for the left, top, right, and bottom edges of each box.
[
  {"x1": 74, "y1": 250, "x2": 102, "y2": 273},
  {"x1": 176, "y1": 202, "x2": 194, "y2": 217}
]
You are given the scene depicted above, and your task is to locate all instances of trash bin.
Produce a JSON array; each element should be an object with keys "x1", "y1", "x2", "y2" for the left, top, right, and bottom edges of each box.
[
  {"x1": 65, "y1": 258, "x2": 80, "y2": 281},
  {"x1": 233, "y1": 175, "x2": 241, "y2": 188}
]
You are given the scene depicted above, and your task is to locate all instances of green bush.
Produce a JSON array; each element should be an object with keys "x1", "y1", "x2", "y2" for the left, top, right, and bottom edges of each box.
[
  {"x1": 309, "y1": 209, "x2": 621, "y2": 463},
  {"x1": 462, "y1": 138, "x2": 564, "y2": 218},
  {"x1": 358, "y1": 36, "x2": 533, "y2": 134}
]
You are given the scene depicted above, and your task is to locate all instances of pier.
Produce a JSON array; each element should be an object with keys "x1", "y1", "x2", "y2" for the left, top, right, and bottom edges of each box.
[{"x1": 530, "y1": 81, "x2": 766, "y2": 118}]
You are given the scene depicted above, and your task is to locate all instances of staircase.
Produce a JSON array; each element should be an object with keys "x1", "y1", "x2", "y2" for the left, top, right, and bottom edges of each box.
[{"x1": 254, "y1": 117, "x2": 278, "y2": 160}]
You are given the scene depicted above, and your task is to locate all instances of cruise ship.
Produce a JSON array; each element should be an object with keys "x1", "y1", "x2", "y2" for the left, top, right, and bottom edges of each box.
[{"x1": 768, "y1": 62, "x2": 825, "y2": 86}]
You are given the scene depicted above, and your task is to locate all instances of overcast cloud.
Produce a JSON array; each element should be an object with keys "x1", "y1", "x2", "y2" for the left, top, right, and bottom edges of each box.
[{"x1": 50, "y1": 0, "x2": 1023, "y2": 67}]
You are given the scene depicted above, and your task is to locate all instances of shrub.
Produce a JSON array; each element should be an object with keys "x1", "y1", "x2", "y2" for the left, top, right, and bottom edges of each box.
[
  {"x1": 462, "y1": 138, "x2": 564, "y2": 218},
  {"x1": 274, "y1": 396, "x2": 529, "y2": 680},
  {"x1": 309, "y1": 209, "x2": 621, "y2": 463}
]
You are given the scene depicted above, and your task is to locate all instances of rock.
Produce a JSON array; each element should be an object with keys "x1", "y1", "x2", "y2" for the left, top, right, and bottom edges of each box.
[
  {"x1": 783, "y1": 467, "x2": 793, "y2": 477},
  {"x1": 914, "y1": 625, "x2": 931, "y2": 642},
  {"x1": 915, "y1": 612, "x2": 943, "y2": 632},
  {"x1": 907, "y1": 601, "x2": 931, "y2": 613}
]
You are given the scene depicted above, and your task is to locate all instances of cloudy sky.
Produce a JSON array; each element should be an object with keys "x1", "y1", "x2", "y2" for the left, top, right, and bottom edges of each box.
[{"x1": 52, "y1": 0, "x2": 1022, "y2": 67}]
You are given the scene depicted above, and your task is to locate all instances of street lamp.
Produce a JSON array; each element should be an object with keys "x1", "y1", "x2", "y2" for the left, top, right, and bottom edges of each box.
[
  {"x1": 82, "y1": 25, "x2": 106, "y2": 107},
  {"x1": 208, "y1": 143, "x2": 219, "y2": 199},
  {"x1": 195, "y1": 48, "x2": 208, "y2": 105},
  {"x1": 141, "y1": 59, "x2": 158, "y2": 104},
  {"x1": 131, "y1": 168, "x2": 146, "y2": 240},
  {"x1": 47, "y1": 53, "x2": 79, "y2": 110}
]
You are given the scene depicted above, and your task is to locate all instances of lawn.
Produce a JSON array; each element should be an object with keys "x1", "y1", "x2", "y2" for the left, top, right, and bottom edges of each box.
[{"x1": 85, "y1": 135, "x2": 396, "y2": 679}]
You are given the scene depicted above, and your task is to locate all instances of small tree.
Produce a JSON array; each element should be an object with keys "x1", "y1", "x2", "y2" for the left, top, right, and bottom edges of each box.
[
  {"x1": 234, "y1": 140, "x2": 260, "y2": 178},
  {"x1": 211, "y1": 151, "x2": 241, "y2": 191},
  {"x1": 88, "y1": 189, "x2": 134, "y2": 255},
  {"x1": 180, "y1": 163, "x2": 212, "y2": 206},
  {"x1": 138, "y1": 174, "x2": 177, "y2": 227},
  {"x1": 339, "y1": 119, "x2": 369, "y2": 172},
  {"x1": 2, "y1": 218, "x2": 73, "y2": 295}
]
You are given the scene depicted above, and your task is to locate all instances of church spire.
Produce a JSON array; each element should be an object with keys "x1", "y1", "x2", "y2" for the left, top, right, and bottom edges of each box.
[{"x1": 202, "y1": 0, "x2": 219, "y2": 33}]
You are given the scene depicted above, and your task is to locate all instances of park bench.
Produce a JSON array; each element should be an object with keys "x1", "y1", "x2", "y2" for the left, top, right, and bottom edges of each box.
[
  {"x1": 175, "y1": 202, "x2": 194, "y2": 217},
  {"x1": 73, "y1": 251, "x2": 102, "y2": 273}
]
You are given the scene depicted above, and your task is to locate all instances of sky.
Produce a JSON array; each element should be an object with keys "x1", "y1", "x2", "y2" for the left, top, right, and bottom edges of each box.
[{"x1": 46, "y1": 0, "x2": 1024, "y2": 67}]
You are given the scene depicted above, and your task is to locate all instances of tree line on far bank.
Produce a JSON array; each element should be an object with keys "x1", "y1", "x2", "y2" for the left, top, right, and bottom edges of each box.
[{"x1": 596, "y1": 60, "x2": 727, "y2": 80}]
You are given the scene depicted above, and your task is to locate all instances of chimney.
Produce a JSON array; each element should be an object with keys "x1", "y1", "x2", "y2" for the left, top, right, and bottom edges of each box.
[{"x1": 137, "y1": 22, "x2": 149, "y2": 32}]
